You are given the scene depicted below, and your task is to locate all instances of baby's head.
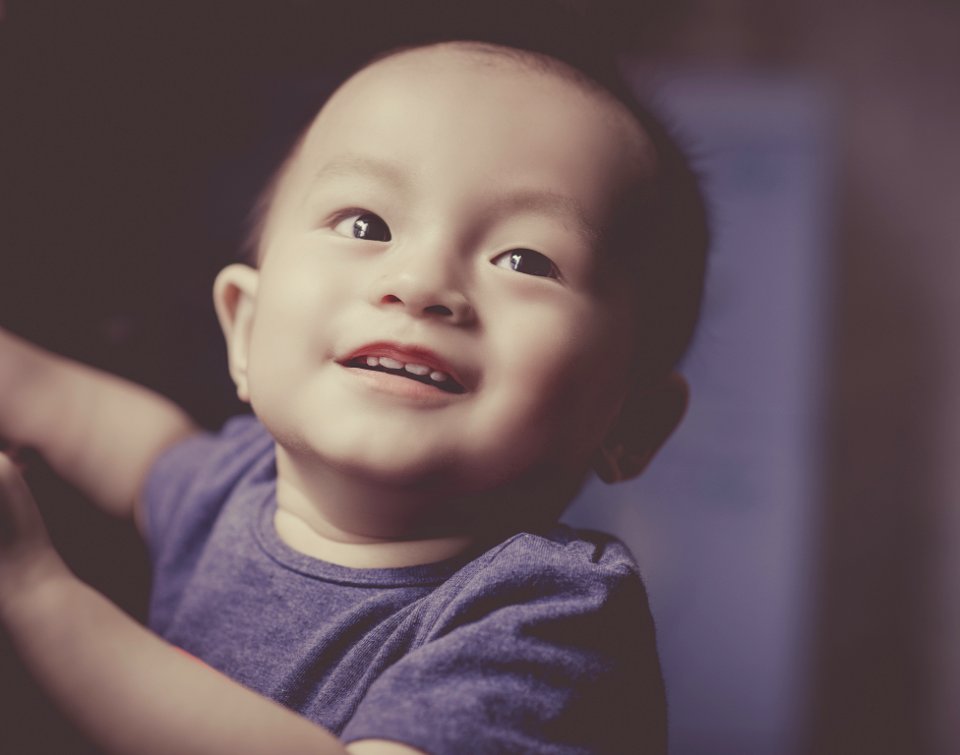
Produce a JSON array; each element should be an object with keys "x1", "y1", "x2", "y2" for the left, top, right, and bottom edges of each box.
[{"x1": 213, "y1": 40, "x2": 708, "y2": 529}]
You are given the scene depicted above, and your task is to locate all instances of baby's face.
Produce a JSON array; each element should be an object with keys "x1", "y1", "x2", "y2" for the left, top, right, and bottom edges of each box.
[{"x1": 240, "y1": 44, "x2": 654, "y2": 498}]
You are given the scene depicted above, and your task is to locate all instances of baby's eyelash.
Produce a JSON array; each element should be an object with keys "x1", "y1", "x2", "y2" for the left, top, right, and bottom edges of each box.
[{"x1": 492, "y1": 248, "x2": 561, "y2": 280}]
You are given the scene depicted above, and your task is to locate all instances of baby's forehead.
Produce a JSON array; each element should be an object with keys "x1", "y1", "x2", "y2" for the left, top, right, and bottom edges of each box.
[
  {"x1": 364, "y1": 41, "x2": 598, "y2": 90},
  {"x1": 298, "y1": 42, "x2": 654, "y2": 176}
]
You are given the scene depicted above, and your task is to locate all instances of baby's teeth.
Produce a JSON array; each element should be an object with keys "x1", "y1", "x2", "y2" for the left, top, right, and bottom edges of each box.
[
  {"x1": 404, "y1": 363, "x2": 430, "y2": 376},
  {"x1": 360, "y1": 355, "x2": 452, "y2": 383}
]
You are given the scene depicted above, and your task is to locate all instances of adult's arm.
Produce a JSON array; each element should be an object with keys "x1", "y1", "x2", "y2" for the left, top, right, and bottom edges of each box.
[{"x1": 0, "y1": 327, "x2": 198, "y2": 519}]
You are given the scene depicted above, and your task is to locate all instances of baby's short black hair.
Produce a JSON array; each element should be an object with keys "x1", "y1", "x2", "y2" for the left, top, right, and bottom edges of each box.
[{"x1": 242, "y1": 1, "x2": 709, "y2": 379}]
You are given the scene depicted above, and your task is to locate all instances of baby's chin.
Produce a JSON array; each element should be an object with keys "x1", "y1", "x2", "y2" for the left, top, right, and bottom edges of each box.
[{"x1": 277, "y1": 433, "x2": 470, "y2": 491}]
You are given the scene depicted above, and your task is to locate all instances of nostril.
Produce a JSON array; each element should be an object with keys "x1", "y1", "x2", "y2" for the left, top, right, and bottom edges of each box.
[
  {"x1": 381, "y1": 295, "x2": 402, "y2": 305},
  {"x1": 424, "y1": 304, "x2": 454, "y2": 316}
]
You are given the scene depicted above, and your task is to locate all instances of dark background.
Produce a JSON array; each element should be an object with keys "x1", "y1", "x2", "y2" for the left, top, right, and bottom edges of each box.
[{"x1": 1, "y1": 3, "x2": 359, "y2": 751}]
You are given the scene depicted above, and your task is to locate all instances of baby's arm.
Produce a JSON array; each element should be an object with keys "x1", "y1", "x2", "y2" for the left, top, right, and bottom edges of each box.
[
  {"x1": 0, "y1": 327, "x2": 198, "y2": 520},
  {"x1": 0, "y1": 455, "x2": 417, "y2": 755}
]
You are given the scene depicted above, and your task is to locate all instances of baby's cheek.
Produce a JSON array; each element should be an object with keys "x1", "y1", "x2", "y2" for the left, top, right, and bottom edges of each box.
[{"x1": 514, "y1": 307, "x2": 608, "y2": 379}]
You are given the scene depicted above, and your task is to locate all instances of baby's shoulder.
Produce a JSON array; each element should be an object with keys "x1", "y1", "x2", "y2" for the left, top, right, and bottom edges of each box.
[
  {"x1": 476, "y1": 524, "x2": 641, "y2": 585},
  {"x1": 421, "y1": 525, "x2": 648, "y2": 638}
]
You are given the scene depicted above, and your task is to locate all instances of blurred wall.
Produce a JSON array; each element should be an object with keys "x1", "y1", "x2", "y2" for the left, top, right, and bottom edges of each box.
[{"x1": 630, "y1": 2, "x2": 960, "y2": 753}]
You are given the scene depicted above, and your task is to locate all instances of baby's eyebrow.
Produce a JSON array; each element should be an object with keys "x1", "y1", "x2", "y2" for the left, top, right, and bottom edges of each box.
[
  {"x1": 312, "y1": 154, "x2": 409, "y2": 188},
  {"x1": 493, "y1": 189, "x2": 602, "y2": 247}
]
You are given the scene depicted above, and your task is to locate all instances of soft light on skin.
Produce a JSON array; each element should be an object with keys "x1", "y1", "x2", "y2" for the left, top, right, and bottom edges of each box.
[{"x1": 214, "y1": 43, "x2": 680, "y2": 568}]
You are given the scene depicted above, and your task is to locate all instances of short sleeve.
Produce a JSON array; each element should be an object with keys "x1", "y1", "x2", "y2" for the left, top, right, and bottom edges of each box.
[
  {"x1": 141, "y1": 413, "x2": 268, "y2": 552},
  {"x1": 141, "y1": 413, "x2": 274, "y2": 632},
  {"x1": 341, "y1": 532, "x2": 667, "y2": 755}
]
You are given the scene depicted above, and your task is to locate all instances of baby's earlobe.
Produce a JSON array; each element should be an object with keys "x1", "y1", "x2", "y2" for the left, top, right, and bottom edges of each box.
[
  {"x1": 594, "y1": 443, "x2": 626, "y2": 484},
  {"x1": 594, "y1": 440, "x2": 655, "y2": 484}
]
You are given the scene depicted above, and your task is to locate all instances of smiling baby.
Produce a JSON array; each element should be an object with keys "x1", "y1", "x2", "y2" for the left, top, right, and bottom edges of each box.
[{"x1": 0, "y1": 29, "x2": 708, "y2": 755}]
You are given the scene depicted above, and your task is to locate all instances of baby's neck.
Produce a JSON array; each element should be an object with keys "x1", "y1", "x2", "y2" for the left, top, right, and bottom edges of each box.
[
  {"x1": 273, "y1": 506, "x2": 475, "y2": 569},
  {"x1": 272, "y1": 444, "x2": 482, "y2": 569}
]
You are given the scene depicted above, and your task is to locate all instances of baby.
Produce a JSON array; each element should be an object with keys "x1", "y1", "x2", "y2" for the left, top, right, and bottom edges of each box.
[{"x1": 0, "y1": 33, "x2": 707, "y2": 755}]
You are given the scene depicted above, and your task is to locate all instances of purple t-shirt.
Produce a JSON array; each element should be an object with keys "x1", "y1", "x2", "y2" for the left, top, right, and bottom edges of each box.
[{"x1": 143, "y1": 415, "x2": 666, "y2": 754}]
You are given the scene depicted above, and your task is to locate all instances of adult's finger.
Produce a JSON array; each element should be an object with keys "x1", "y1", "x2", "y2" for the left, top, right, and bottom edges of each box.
[{"x1": 0, "y1": 452, "x2": 45, "y2": 548}]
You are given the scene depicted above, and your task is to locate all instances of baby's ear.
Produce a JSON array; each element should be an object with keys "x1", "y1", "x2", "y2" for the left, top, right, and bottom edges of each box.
[
  {"x1": 593, "y1": 372, "x2": 689, "y2": 484},
  {"x1": 213, "y1": 264, "x2": 260, "y2": 403}
]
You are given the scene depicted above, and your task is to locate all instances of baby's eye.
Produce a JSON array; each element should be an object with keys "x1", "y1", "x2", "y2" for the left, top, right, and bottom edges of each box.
[
  {"x1": 492, "y1": 248, "x2": 559, "y2": 279},
  {"x1": 332, "y1": 212, "x2": 392, "y2": 242}
]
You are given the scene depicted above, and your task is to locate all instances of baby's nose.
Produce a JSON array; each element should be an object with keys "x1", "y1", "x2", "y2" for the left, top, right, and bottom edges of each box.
[{"x1": 369, "y1": 253, "x2": 475, "y2": 325}]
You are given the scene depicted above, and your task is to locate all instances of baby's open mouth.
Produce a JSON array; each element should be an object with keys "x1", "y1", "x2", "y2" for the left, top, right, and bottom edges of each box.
[{"x1": 345, "y1": 355, "x2": 466, "y2": 394}]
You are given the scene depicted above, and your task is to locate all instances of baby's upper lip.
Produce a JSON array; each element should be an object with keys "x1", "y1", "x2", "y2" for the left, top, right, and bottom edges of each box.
[{"x1": 337, "y1": 341, "x2": 471, "y2": 391}]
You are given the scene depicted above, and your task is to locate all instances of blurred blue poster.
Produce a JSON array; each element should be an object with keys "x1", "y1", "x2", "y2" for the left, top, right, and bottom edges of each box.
[{"x1": 565, "y1": 71, "x2": 832, "y2": 755}]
